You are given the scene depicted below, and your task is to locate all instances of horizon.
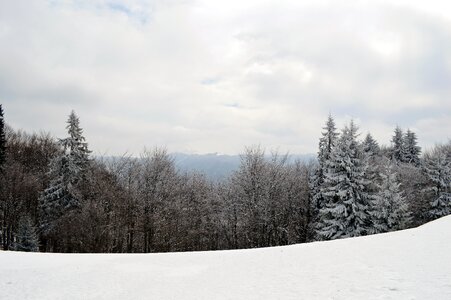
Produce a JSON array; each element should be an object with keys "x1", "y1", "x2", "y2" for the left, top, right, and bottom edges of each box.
[{"x1": 3, "y1": 113, "x2": 445, "y2": 157}]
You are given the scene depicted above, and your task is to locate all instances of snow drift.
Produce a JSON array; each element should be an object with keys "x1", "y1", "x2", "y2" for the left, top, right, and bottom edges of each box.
[{"x1": 1, "y1": 216, "x2": 451, "y2": 300}]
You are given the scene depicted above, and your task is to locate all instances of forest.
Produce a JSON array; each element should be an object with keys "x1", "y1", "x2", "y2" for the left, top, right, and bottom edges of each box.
[{"x1": 0, "y1": 104, "x2": 449, "y2": 253}]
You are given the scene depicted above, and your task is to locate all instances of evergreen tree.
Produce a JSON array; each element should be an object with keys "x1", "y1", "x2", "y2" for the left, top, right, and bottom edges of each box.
[
  {"x1": 403, "y1": 129, "x2": 421, "y2": 165},
  {"x1": 39, "y1": 110, "x2": 91, "y2": 234},
  {"x1": 59, "y1": 111, "x2": 91, "y2": 175},
  {"x1": 318, "y1": 114, "x2": 340, "y2": 169},
  {"x1": 391, "y1": 126, "x2": 405, "y2": 162},
  {"x1": 369, "y1": 160, "x2": 411, "y2": 234},
  {"x1": 363, "y1": 133, "x2": 380, "y2": 156},
  {"x1": 13, "y1": 216, "x2": 39, "y2": 252},
  {"x1": 362, "y1": 134, "x2": 380, "y2": 208},
  {"x1": 310, "y1": 114, "x2": 339, "y2": 239},
  {"x1": 0, "y1": 104, "x2": 5, "y2": 169},
  {"x1": 316, "y1": 120, "x2": 371, "y2": 240},
  {"x1": 422, "y1": 144, "x2": 451, "y2": 219}
]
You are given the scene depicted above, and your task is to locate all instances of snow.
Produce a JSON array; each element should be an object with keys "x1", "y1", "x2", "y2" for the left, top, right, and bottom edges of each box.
[{"x1": 1, "y1": 216, "x2": 451, "y2": 300}]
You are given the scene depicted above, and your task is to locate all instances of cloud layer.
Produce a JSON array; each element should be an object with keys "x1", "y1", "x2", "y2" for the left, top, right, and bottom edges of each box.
[{"x1": 1, "y1": 0, "x2": 450, "y2": 155}]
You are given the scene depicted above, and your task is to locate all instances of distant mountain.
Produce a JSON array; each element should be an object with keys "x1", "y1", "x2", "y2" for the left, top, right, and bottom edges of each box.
[
  {"x1": 172, "y1": 153, "x2": 241, "y2": 181},
  {"x1": 172, "y1": 153, "x2": 316, "y2": 181},
  {"x1": 98, "y1": 153, "x2": 316, "y2": 182}
]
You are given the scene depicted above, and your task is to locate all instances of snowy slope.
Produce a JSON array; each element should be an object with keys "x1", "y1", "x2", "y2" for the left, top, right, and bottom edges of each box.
[{"x1": 1, "y1": 216, "x2": 451, "y2": 300}]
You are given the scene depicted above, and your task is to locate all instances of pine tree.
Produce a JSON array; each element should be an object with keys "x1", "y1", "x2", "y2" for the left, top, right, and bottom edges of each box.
[
  {"x1": 362, "y1": 133, "x2": 380, "y2": 209},
  {"x1": 316, "y1": 120, "x2": 371, "y2": 240},
  {"x1": 391, "y1": 126, "x2": 405, "y2": 162},
  {"x1": 422, "y1": 144, "x2": 451, "y2": 219},
  {"x1": 310, "y1": 114, "x2": 339, "y2": 239},
  {"x1": 318, "y1": 114, "x2": 340, "y2": 169},
  {"x1": 0, "y1": 104, "x2": 6, "y2": 170},
  {"x1": 363, "y1": 133, "x2": 380, "y2": 156},
  {"x1": 13, "y1": 216, "x2": 40, "y2": 252},
  {"x1": 369, "y1": 160, "x2": 411, "y2": 234},
  {"x1": 403, "y1": 129, "x2": 421, "y2": 166},
  {"x1": 39, "y1": 110, "x2": 91, "y2": 234},
  {"x1": 59, "y1": 111, "x2": 91, "y2": 175}
]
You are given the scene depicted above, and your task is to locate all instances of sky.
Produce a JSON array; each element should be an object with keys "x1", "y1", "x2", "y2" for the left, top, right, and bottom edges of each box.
[{"x1": 0, "y1": 0, "x2": 450, "y2": 155}]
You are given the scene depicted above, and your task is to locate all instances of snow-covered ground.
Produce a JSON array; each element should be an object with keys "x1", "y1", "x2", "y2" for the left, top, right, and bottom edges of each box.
[{"x1": 1, "y1": 216, "x2": 451, "y2": 300}]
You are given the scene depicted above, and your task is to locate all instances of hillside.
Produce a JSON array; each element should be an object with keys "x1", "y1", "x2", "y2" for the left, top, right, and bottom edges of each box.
[
  {"x1": 173, "y1": 152, "x2": 315, "y2": 181},
  {"x1": 1, "y1": 216, "x2": 451, "y2": 300}
]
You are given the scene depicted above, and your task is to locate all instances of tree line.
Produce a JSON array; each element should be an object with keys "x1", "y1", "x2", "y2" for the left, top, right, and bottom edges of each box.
[{"x1": 0, "y1": 105, "x2": 449, "y2": 253}]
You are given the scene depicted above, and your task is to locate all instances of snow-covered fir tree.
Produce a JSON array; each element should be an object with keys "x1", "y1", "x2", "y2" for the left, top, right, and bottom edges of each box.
[
  {"x1": 363, "y1": 133, "x2": 380, "y2": 157},
  {"x1": 13, "y1": 216, "x2": 39, "y2": 252},
  {"x1": 369, "y1": 159, "x2": 411, "y2": 234},
  {"x1": 39, "y1": 110, "x2": 91, "y2": 233},
  {"x1": 391, "y1": 126, "x2": 405, "y2": 162},
  {"x1": 422, "y1": 144, "x2": 451, "y2": 219},
  {"x1": 362, "y1": 133, "x2": 380, "y2": 207},
  {"x1": 318, "y1": 114, "x2": 340, "y2": 169},
  {"x1": 59, "y1": 111, "x2": 91, "y2": 175},
  {"x1": 0, "y1": 104, "x2": 5, "y2": 169},
  {"x1": 316, "y1": 120, "x2": 371, "y2": 240},
  {"x1": 403, "y1": 129, "x2": 421, "y2": 166},
  {"x1": 309, "y1": 114, "x2": 339, "y2": 239}
]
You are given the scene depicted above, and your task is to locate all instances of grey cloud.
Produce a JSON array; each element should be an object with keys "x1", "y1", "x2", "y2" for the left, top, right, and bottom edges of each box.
[{"x1": 0, "y1": 0, "x2": 449, "y2": 155}]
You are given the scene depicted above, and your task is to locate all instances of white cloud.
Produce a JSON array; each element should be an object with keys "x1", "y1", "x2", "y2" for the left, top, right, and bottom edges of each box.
[{"x1": 0, "y1": 0, "x2": 450, "y2": 155}]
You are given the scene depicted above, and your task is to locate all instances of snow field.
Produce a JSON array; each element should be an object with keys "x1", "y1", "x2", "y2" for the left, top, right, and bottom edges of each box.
[{"x1": 1, "y1": 216, "x2": 451, "y2": 299}]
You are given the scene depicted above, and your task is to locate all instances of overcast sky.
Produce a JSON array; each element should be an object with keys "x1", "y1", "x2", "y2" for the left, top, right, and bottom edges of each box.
[{"x1": 1, "y1": 0, "x2": 450, "y2": 155}]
